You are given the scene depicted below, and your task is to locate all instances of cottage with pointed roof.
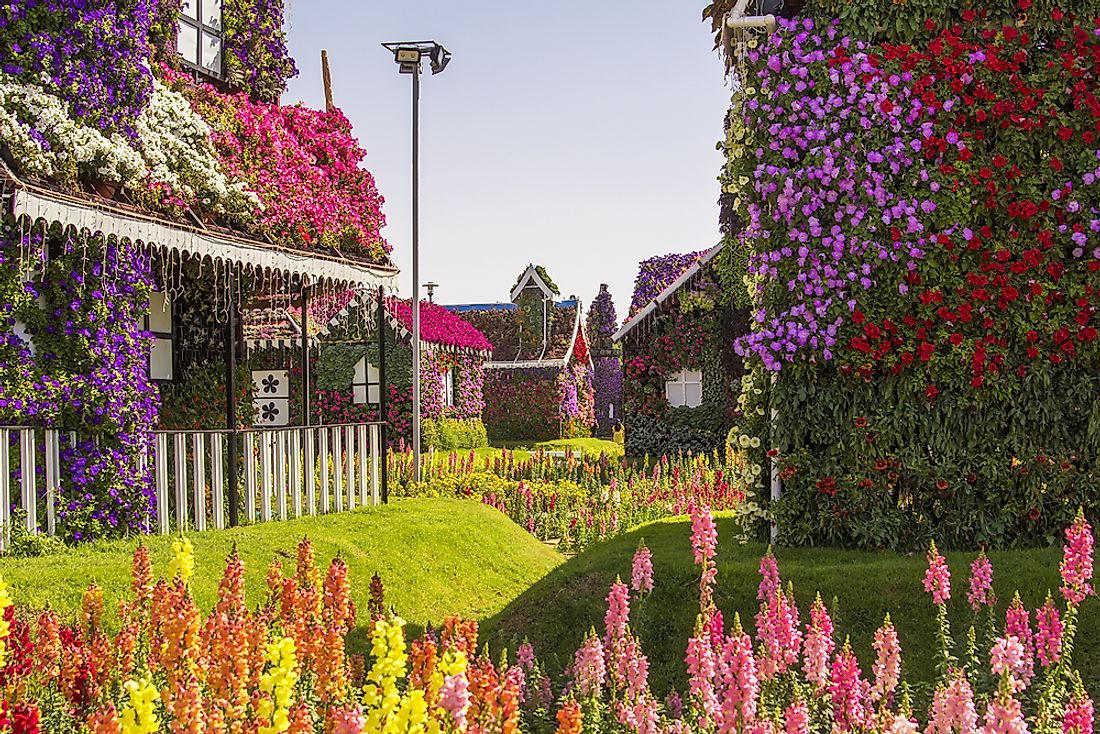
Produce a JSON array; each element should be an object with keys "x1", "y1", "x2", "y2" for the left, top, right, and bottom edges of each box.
[
  {"x1": 613, "y1": 244, "x2": 750, "y2": 456},
  {"x1": 445, "y1": 264, "x2": 595, "y2": 442}
]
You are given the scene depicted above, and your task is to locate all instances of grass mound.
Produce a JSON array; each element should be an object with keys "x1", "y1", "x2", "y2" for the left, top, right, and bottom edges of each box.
[
  {"x1": 0, "y1": 498, "x2": 562, "y2": 651},
  {"x1": 482, "y1": 514, "x2": 1100, "y2": 696}
]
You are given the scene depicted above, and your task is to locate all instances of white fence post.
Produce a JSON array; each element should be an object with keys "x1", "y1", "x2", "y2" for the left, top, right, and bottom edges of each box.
[
  {"x1": 20, "y1": 430, "x2": 37, "y2": 533},
  {"x1": 211, "y1": 432, "x2": 225, "y2": 530}
]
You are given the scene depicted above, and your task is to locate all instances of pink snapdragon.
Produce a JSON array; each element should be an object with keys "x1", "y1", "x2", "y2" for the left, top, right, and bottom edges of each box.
[
  {"x1": 517, "y1": 641, "x2": 536, "y2": 671},
  {"x1": 438, "y1": 672, "x2": 471, "y2": 729},
  {"x1": 1004, "y1": 594, "x2": 1035, "y2": 688},
  {"x1": 1062, "y1": 692, "x2": 1094, "y2": 734},
  {"x1": 889, "y1": 716, "x2": 919, "y2": 734},
  {"x1": 803, "y1": 594, "x2": 835, "y2": 691},
  {"x1": 924, "y1": 541, "x2": 952, "y2": 605},
  {"x1": 968, "y1": 551, "x2": 995, "y2": 612},
  {"x1": 718, "y1": 621, "x2": 759, "y2": 733},
  {"x1": 1035, "y1": 595, "x2": 1063, "y2": 668},
  {"x1": 830, "y1": 642, "x2": 872, "y2": 732},
  {"x1": 755, "y1": 588, "x2": 802, "y2": 679},
  {"x1": 784, "y1": 699, "x2": 809, "y2": 734},
  {"x1": 927, "y1": 675, "x2": 979, "y2": 734},
  {"x1": 686, "y1": 626, "x2": 719, "y2": 727},
  {"x1": 330, "y1": 706, "x2": 368, "y2": 734},
  {"x1": 758, "y1": 550, "x2": 780, "y2": 601},
  {"x1": 605, "y1": 577, "x2": 631, "y2": 644},
  {"x1": 691, "y1": 504, "x2": 718, "y2": 610},
  {"x1": 1060, "y1": 510, "x2": 1094, "y2": 605},
  {"x1": 632, "y1": 543, "x2": 654, "y2": 595},
  {"x1": 871, "y1": 615, "x2": 901, "y2": 703},
  {"x1": 610, "y1": 634, "x2": 650, "y2": 699},
  {"x1": 573, "y1": 631, "x2": 607, "y2": 697},
  {"x1": 990, "y1": 636, "x2": 1027, "y2": 693},
  {"x1": 980, "y1": 696, "x2": 1029, "y2": 734}
]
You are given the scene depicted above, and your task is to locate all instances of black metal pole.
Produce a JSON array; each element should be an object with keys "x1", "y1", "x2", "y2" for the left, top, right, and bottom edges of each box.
[
  {"x1": 301, "y1": 281, "x2": 312, "y2": 427},
  {"x1": 411, "y1": 62, "x2": 422, "y2": 484},
  {"x1": 225, "y1": 266, "x2": 240, "y2": 527},
  {"x1": 377, "y1": 285, "x2": 389, "y2": 503}
]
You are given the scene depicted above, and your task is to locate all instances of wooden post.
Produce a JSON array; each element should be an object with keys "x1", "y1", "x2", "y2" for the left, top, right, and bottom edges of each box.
[
  {"x1": 301, "y1": 281, "x2": 312, "y2": 427},
  {"x1": 321, "y1": 50, "x2": 335, "y2": 112}
]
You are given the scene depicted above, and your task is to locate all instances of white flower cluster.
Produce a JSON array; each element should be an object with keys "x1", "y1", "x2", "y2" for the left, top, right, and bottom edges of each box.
[
  {"x1": 0, "y1": 74, "x2": 259, "y2": 216},
  {"x1": 0, "y1": 76, "x2": 143, "y2": 182},
  {"x1": 134, "y1": 80, "x2": 261, "y2": 214}
]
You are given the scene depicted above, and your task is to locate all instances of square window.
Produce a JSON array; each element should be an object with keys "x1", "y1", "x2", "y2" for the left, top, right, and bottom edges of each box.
[
  {"x1": 177, "y1": 23, "x2": 199, "y2": 64},
  {"x1": 353, "y1": 357, "x2": 381, "y2": 405}
]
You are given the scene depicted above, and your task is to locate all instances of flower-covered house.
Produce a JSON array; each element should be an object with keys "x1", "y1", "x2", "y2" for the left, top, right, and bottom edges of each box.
[
  {"x1": 0, "y1": 0, "x2": 400, "y2": 539},
  {"x1": 614, "y1": 244, "x2": 749, "y2": 456},
  {"x1": 243, "y1": 291, "x2": 492, "y2": 449},
  {"x1": 446, "y1": 265, "x2": 595, "y2": 442}
]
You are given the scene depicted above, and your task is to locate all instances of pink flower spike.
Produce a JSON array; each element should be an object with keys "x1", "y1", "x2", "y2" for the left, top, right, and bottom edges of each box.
[
  {"x1": 871, "y1": 614, "x2": 901, "y2": 703},
  {"x1": 802, "y1": 593, "x2": 835, "y2": 691},
  {"x1": 928, "y1": 675, "x2": 978, "y2": 734},
  {"x1": 980, "y1": 695, "x2": 1028, "y2": 734},
  {"x1": 990, "y1": 636, "x2": 1027, "y2": 694},
  {"x1": 784, "y1": 699, "x2": 809, "y2": 734},
  {"x1": 1035, "y1": 595, "x2": 1063, "y2": 668},
  {"x1": 1004, "y1": 594, "x2": 1036, "y2": 688},
  {"x1": 573, "y1": 629, "x2": 607, "y2": 697},
  {"x1": 1062, "y1": 690, "x2": 1094, "y2": 734},
  {"x1": 924, "y1": 541, "x2": 951, "y2": 605},
  {"x1": 758, "y1": 549, "x2": 780, "y2": 602},
  {"x1": 967, "y1": 550, "x2": 995, "y2": 612},
  {"x1": 829, "y1": 640, "x2": 872, "y2": 733},
  {"x1": 632, "y1": 543, "x2": 654, "y2": 595},
  {"x1": 718, "y1": 616, "x2": 759, "y2": 733},
  {"x1": 605, "y1": 577, "x2": 631, "y2": 644},
  {"x1": 1061, "y1": 510, "x2": 1095, "y2": 605}
]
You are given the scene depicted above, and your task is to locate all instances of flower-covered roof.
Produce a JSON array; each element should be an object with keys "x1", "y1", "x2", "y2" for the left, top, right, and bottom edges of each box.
[
  {"x1": 243, "y1": 291, "x2": 492, "y2": 355},
  {"x1": 447, "y1": 301, "x2": 583, "y2": 365},
  {"x1": 628, "y1": 250, "x2": 710, "y2": 317},
  {"x1": 0, "y1": 0, "x2": 392, "y2": 271}
]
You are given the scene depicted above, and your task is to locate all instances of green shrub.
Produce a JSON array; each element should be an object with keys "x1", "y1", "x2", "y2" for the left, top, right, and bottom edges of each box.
[{"x1": 422, "y1": 418, "x2": 489, "y2": 451}]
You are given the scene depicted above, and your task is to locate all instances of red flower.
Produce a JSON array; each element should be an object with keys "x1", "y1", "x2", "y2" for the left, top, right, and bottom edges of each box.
[{"x1": 926, "y1": 384, "x2": 939, "y2": 399}]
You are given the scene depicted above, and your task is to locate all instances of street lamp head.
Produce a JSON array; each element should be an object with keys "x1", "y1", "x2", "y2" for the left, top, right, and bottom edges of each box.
[
  {"x1": 429, "y1": 45, "x2": 451, "y2": 75},
  {"x1": 382, "y1": 41, "x2": 451, "y2": 75},
  {"x1": 424, "y1": 281, "x2": 439, "y2": 303}
]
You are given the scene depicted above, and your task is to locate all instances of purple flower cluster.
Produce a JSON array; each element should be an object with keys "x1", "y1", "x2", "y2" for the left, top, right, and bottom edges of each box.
[
  {"x1": 223, "y1": 0, "x2": 298, "y2": 102},
  {"x1": 733, "y1": 18, "x2": 940, "y2": 370},
  {"x1": 0, "y1": 222, "x2": 159, "y2": 539},
  {"x1": 628, "y1": 251, "x2": 708, "y2": 317},
  {"x1": 592, "y1": 355, "x2": 622, "y2": 432},
  {"x1": 419, "y1": 351, "x2": 486, "y2": 422},
  {"x1": 0, "y1": 0, "x2": 155, "y2": 139},
  {"x1": 586, "y1": 283, "x2": 619, "y2": 353}
]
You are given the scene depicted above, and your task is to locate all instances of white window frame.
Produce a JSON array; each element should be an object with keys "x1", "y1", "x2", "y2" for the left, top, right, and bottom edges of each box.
[
  {"x1": 443, "y1": 367, "x2": 455, "y2": 408},
  {"x1": 352, "y1": 356, "x2": 381, "y2": 405},
  {"x1": 665, "y1": 369, "x2": 703, "y2": 408},
  {"x1": 146, "y1": 291, "x2": 175, "y2": 383},
  {"x1": 177, "y1": 0, "x2": 224, "y2": 79}
]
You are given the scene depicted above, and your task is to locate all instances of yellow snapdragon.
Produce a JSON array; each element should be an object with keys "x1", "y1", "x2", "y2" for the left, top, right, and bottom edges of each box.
[
  {"x1": 168, "y1": 536, "x2": 194, "y2": 584},
  {"x1": 258, "y1": 636, "x2": 299, "y2": 734},
  {"x1": 362, "y1": 617, "x2": 432, "y2": 734},
  {"x1": 0, "y1": 575, "x2": 12, "y2": 669},
  {"x1": 119, "y1": 673, "x2": 160, "y2": 734}
]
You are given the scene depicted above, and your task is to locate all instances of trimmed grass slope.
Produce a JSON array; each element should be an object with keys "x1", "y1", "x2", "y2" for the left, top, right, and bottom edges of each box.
[
  {"x1": 0, "y1": 498, "x2": 562, "y2": 649},
  {"x1": 482, "y1": 514, "x2": 1100, "y2": 697}
]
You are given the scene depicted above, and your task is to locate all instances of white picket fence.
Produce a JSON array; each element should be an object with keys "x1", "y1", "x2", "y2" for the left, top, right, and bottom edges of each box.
[{"x1": 0, "y1": 422, "x2": 385, "y2": 548}]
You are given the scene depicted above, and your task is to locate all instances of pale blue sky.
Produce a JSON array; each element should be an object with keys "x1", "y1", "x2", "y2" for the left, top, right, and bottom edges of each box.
[{"x1": 284, "y1": 1, "x2": 731, "y2": 322}]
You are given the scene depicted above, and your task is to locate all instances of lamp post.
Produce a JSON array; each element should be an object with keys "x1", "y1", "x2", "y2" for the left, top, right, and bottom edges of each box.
[
  {"x1": 383, "y1": 40, "x2": 451, "y2": 484},
  {"x1": 424, "y1": 281, "x2": 439, "y2": 303}
]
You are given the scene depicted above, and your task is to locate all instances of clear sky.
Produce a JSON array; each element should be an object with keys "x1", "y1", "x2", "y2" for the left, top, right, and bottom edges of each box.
[{"x1": 284, "y1": 0, "x2": 731, "y2": 325}]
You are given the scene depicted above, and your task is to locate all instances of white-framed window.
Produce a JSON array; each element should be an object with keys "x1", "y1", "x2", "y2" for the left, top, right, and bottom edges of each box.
[
  {"x1": 443, "y1": 367, "x2": 455, "y2": 407},
  {"x1": 665, "y1": 369, "x2": 703, "y2": 408},
  {"x1": 352, "y1": 356, "x2": 381, "y2": 405},
  {"x1": 146, "y1": 291, "x2": 175, "y2": 382},
  {"x1": 178, "y1": 0, "x2": 224, "y2": 79}
]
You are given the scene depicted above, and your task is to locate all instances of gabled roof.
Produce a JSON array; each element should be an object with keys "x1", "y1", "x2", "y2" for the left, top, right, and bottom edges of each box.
[
  {"x1": 509, "y1": 264, "x2": 558, "y2": 302},
  {"x1": 243, "y1": 290, "x2": 492, "y2": 356},
  {"x1": 613, "y1": 244, "x2": 724, "y2": 342},
  {"x1": 444, "y1": 299, "x2": 588, "y2": 368}
]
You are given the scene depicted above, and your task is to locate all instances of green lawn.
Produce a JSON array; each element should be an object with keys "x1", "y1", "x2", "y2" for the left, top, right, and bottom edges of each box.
[
  {"x1": 0, "y1": 498, "x2": 562, "y2": 652},
  {"x1": 481, "y1": 514, "x2": 1100, "y2": 699}
]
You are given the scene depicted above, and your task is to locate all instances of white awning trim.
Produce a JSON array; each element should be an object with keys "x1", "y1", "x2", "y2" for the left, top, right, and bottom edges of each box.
[
  {"x1": 11, "y1": 186, "x2": 400, "y2": 290},
  {"x1": 484, "y1": 359, "x2": 567, "y2": 370},
  {"x1": 612, "y1": 243, "x2": 724, "y2": 342}
]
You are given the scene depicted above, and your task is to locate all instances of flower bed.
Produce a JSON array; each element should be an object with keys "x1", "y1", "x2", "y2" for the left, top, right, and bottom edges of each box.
[
  {"x1": 391, "y1": 449, "x2": 761, "y2": 553},
  {"x1": 0, "y1": 507, "x2": 1091, "y2": 732}
]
